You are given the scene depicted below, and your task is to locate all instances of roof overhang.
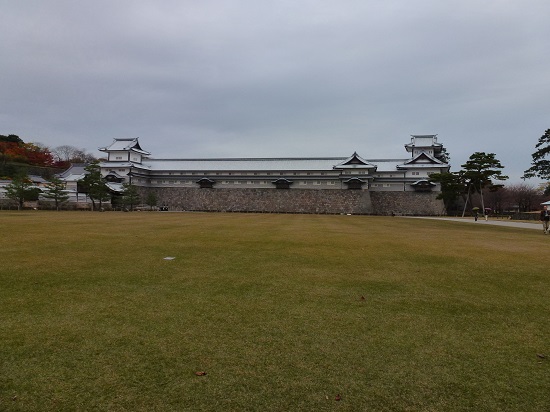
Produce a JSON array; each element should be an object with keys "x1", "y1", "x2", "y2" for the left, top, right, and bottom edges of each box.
[
  {"x1": 105, "y1": 182, "x2": 124, "y2": 193},
  {"x1": 334, "y1": 152, "x2": 377, "y2": 170},
  {"x1": 410, "y1": 179, "x2": 436, "y2": 191}
]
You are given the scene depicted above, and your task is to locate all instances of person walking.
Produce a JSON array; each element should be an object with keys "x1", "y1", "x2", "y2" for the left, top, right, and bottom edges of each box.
[{"x1": 540, "y1": 205, "x2": 550, "y2": 234}]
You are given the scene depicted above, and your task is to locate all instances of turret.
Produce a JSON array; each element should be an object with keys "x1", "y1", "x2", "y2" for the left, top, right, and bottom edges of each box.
[{"x1": 405, "y1": 135, "x2": 444, "y2": 158}]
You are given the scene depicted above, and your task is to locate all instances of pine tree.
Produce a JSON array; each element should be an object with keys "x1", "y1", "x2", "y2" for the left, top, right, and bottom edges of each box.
[
  {"x1": 42, "y1": 176, "x2": 69, "y2": 210},
  {"x1": 79, "y1": 162, "x2": 110, "y2": 211},
  {"x1": 461, "y1": 152, "x2": 508, "y2": 215},
  {"x1": 429, "y1": 171, "x2": 466, "y2": 213},
  {"x1": 121, "y1": 183, "x2": 141, "y2": 211},
  {"x1": 523, "y1": 129, "x2": 550, "y2": 180},
  {"x1": 4, "y1": 174, "x2": 36, "y2": 210},
  {"x1": 145, "y1": 192, "x2": 158, "y2": 211}
]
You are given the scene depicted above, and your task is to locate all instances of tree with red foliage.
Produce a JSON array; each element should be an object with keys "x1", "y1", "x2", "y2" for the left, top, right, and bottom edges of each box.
[
  {"x1": 1, "y1": 134, "x2": 57, "y2": 176},
  {"x1": 21, "y1": 143, "x2": 55, "y2": 166}
]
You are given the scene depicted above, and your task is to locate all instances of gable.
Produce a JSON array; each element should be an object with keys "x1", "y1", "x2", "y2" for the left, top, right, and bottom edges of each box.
[
  {"x1": 99, "y1": 138, "x2": 151, "y2": 156},
  {"x1": 334, "y1": 152, "x2": 376, "y2": 169},
  {"x1": 397, "y1": 152, "x2": 448, "y2": 169}
]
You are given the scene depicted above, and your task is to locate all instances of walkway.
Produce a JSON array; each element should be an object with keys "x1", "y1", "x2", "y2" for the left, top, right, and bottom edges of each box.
[{"x1": 403, "y1": 216, "x2": 544, "y2": 231}]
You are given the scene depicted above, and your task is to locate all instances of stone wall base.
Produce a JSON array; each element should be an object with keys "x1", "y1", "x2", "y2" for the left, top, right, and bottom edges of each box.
[
  {"x1": 138, "y1": 187, "x2": 445, "y2": 215},
  {"x1": 370, "y1": 191, "x2": 446, "y2": 216}
]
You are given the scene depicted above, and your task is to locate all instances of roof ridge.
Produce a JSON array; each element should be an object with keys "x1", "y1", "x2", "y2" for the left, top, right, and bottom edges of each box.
[{"x1": 145, "y1": 157, "x2": 348, "y2": 161}]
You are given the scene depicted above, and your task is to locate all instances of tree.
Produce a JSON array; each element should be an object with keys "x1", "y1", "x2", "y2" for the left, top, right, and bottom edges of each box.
[
  {"x1": 21, "y1": 142, "x2": 55, "y2": 167},
  {"x1": 145, "y1": 192, "x2": 158, "y2": 211},
  {"x1": 52, "y1": 145, "x2": 96, "y2": 168},
  {"x1": 523, "y1": 129, "x2": 550, "y2": 180},
  {"x1": 42, "y1": 176, "x2": 70, "y2": 211},
  {"x1": 79, "y1": 162, "x2": 110, "y2": 210},
  {"x1": 0, "y1": 135, "x2": 24, "y2": 172},
  {"x1": 0, "y1": 134, "x2": 24, "y2": 144},
  {"x1": 120, "y1": 183, "x2": 141, "y2": 211},
  {"x1": 4, "y1": 174, "x2": 37, "y2": 210},
  {"x1": 503, "y1": 183, "x2": 542, "y2": 213},
  {"x1": 461, "y1": 152, "x2": 508, "y2": 215},
  {"x1": 429, "y1": 171, "x2": 466, "y2": 213},
  {"x1": 0, "y1": 135, "x2": 58, "y2": 179},
  {"x1": 434, "y1": 147, "x2": 451, "y2": 164}
]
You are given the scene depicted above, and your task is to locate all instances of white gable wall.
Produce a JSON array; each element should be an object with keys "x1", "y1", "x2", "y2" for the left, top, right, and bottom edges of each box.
[{"x1": 108, "y1": 151, "x2": 129, "y2": 162}]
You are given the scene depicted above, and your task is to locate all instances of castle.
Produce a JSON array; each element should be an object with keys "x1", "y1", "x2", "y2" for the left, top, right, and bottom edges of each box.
[{"x1": 97, "y1": 135, "x2": 450, "y2": 215}]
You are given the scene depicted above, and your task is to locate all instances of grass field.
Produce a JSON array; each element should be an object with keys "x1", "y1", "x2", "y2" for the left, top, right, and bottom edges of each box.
[{"x1": 1, "y1": 211, "x2": 549, "y2": 411}]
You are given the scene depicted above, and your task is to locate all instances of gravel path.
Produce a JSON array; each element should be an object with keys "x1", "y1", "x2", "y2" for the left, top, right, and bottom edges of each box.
[{"x1": 403, "y1": 216, "x2": 544, "y2": 231}]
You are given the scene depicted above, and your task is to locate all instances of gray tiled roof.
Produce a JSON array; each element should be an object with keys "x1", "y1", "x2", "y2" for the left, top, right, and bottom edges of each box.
[
  {"x1": 57, "y1": 163, "x2": 88, "y2": 178},
  {"x1": 99, "y1": 138, "x2": 150, "y2": 155},
  {"x1": 143, "y1": 158, "x2": 344, "y2": 171},
  {"x1": 141, "y1": 157, "x2": 408, "y2": 172}
]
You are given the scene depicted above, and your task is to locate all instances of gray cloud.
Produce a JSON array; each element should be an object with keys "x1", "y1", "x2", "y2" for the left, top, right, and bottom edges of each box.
[{"x1": 1, "y1": 0, "x2": 549, "y2": 182}]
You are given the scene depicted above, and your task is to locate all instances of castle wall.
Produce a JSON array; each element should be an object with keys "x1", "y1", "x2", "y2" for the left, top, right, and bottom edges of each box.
[
  {"x1": 138, "y1": 187, "x2": 445, "y2": 215},
  {"x1": 370, "y1": 191, "x2": 446, "y2": 216}
]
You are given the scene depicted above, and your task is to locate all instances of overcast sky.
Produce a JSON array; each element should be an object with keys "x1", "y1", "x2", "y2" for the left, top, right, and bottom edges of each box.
[{"x1": 1, "y1": 1, "x2": 549, "y2": 183}]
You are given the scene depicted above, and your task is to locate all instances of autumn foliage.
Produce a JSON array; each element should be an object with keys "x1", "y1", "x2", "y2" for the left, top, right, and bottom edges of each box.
[{"x1": 0, "y1": 134, "x2": 70, "y2": 178}]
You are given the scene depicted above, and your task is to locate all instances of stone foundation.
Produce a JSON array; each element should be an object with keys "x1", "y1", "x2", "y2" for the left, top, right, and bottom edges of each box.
[
  {"x1": 370, "y1": 191, "x2": 446, "y2": 216},
  {"x1": 138, "y1": 187, "x2": 445, "y2": 215}
]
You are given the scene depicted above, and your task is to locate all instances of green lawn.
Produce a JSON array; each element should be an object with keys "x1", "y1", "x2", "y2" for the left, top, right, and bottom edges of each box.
[{"x1": 1, "y1": 211, "x2": 549, "y2": 411}]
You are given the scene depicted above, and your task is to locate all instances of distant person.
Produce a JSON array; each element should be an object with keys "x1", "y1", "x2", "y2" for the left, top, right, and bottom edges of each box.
[{"x1": 540, "y1": 205, "x2": 550, "y2": 234}]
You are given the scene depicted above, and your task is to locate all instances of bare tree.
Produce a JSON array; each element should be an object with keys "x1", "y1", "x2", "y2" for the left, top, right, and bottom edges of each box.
[
  {"x1": 483, "y1": 186, "x2": 506, "y2": 214},
  {"x1": 503, "y1": 183, "x2": 544, "y2": 212},
  {"x1": 52, "y1": 145, "x2": 96, "y2": 163}
]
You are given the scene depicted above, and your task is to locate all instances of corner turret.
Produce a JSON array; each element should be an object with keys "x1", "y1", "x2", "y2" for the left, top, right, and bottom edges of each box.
[{"x1": 405, "y1": 135, "x2": 444, "y2": 159}]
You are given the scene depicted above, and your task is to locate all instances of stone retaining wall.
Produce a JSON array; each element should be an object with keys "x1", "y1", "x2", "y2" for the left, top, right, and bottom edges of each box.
[
  {"x1": 370, "y1": 191, "x2": 446, "y2": 216},
  {"x1": 140, "y1": 187, "x2": 372, "y2": 214},
  {"x1": 138, "y1": 187, "x2": 445, "y2": 215}
]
